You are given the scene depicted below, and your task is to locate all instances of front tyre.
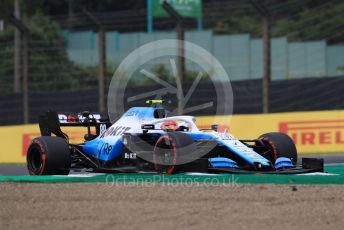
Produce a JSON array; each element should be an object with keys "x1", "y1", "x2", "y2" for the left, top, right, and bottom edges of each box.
[
  {"x1": 259, "y1": 132, "x2": 297, "y2": 165},
  {"x1": 153, "y1": 132, "x2": 196, "y2": 174},
  {"x1": 27, "y1": 136, "x2": 71, "y2": 175}
]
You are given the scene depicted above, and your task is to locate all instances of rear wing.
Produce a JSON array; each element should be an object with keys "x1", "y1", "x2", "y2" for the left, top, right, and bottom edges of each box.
[{"x1": 39, "y1": 111, "x2": 112, "y2": 141}]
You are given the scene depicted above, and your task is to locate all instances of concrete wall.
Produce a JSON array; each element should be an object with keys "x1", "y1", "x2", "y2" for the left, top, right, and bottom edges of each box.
[{"x1": 64, "y1": 30, "x2": 344, "y2": 81}]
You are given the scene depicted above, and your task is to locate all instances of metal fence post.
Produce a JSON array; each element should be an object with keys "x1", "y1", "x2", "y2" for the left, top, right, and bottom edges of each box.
[
  {"x1": 9, "y1": 14, "x2": 30, "y2": 124},
  {"x1": 83, "y1": 9, "x2": 106, "y2": 113}
]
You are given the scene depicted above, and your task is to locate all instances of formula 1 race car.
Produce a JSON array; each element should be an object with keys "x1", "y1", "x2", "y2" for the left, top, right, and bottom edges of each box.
[{"x1": 26, "y1": 100, "x2": 324, "y2": 175}]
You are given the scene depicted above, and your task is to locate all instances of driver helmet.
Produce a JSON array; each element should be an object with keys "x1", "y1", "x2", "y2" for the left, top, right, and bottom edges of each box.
[{"x1": 161, "y1": 120, "x2": 177, "y2": 131}]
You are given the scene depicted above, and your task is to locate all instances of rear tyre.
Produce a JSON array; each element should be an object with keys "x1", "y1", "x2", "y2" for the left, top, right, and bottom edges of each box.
[
  {"x1": 259, "y1": 132, "x2": 297, "y2": 165},
  {"x1": 27, "y1": 136, "x2": 71, "y2": 175},
  {"x1": 153, "y1": 132, "x2": 196, "y2": 174}
]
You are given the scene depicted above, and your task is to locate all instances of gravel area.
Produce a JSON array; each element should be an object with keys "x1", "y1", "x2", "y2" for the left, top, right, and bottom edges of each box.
[{"x1": 0, "y1": 183, "x2": 343, "y2": 230}]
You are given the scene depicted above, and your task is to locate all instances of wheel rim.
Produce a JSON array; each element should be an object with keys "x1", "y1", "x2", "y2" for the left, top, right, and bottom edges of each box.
[
  {"x1": 27, "y1": 146, "x2": 41, "y2": 174},
  {"x1": 259, "y1": 137, "x2": 278, "y2": 164},
  {"x1": 153, "y1": 135, "x2": 177, "y2": 174},
  {"x1": 27, "y1": 141, "x2": 46, "y2": 175}
]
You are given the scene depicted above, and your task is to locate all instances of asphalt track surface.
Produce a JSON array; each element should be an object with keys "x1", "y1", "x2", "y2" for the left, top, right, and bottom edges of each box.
[{"x1": 1, "y1": 154, "x2": 344, "y2": 176}]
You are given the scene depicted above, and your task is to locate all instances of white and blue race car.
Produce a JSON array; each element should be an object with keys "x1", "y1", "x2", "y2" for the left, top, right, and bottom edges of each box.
[{"x1": 27, "y1": 100, "x2": 323, "y2": 175}]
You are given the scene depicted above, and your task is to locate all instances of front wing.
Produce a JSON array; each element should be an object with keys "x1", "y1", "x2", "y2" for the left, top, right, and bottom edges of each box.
[{"x1": 87, "y1": 157, "x2": 324, "y2": 175}]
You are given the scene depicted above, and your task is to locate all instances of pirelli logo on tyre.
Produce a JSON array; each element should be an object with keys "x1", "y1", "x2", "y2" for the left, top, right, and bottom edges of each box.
[{"x1": 279, "y1": 120, "x2": 344, "y2": 153}]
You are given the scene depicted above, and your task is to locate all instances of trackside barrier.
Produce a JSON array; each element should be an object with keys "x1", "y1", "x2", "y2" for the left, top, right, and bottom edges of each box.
[
  {"x1": 0, "y1": 125, "x2": 93, "y2": 163},
  {"x1": 1, "y1": 110, "x2": 344, "y2": 163},
  {"x1": 197, "y1": 110, "x2": 344, "y2": 155}
]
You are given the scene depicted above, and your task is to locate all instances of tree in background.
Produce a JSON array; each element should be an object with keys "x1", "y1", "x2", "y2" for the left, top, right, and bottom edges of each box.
[
  {"x1": 212, "y1": 0, "x2": 343, "y2": 43},
  {"x1": 272, "y1": 0, "x2": 344, "y2": 43},
  {"x1": 0, "y1": 11, "x2": 100, "y2": 93},
  {"x1": 1, "y1": 0, "x2": 343, "y2": 93},
  {"x1": 20, "y1": 0, "x2": 145, "y2": 16}
]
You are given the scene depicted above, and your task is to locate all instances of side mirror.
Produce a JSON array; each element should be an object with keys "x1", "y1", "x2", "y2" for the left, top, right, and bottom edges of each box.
[
  {"x1": 141, "y1": 124, "x2": 155, "y2": 130},
  {"x1": 211, "y1": 124, "x2": 218, "y2": 132},
  {"x1": 82, "y1": 111, "x2": 91, "y2": 118},
  {"x1": 141, "y1": 124, "x2": 155, "y2": 134}
]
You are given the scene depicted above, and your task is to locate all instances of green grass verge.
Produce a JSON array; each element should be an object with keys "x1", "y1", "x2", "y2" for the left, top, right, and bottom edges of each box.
[{"x1": 0, "y1": 165, "x2": 343, "y2": 185}]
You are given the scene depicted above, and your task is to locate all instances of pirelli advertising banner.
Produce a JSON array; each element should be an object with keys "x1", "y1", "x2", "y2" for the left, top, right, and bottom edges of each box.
[
  {"x1": 1, "y1": 110, "x2": 344, "y2": 163},
  {"x1": 0, "y1": 125, "x2": 92, "y2": 163},
  {"x1": 197, "y1": 110, "x2": 344, "y2": 155}
]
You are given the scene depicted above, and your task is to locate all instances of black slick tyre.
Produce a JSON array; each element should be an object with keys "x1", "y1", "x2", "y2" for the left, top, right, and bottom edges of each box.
[
  {"x1": 27, "y1": 136, "x2": 71, "y2": 175},
  {"x1": 259, "y1": 132, "x2": 298, "y2": 165}
]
